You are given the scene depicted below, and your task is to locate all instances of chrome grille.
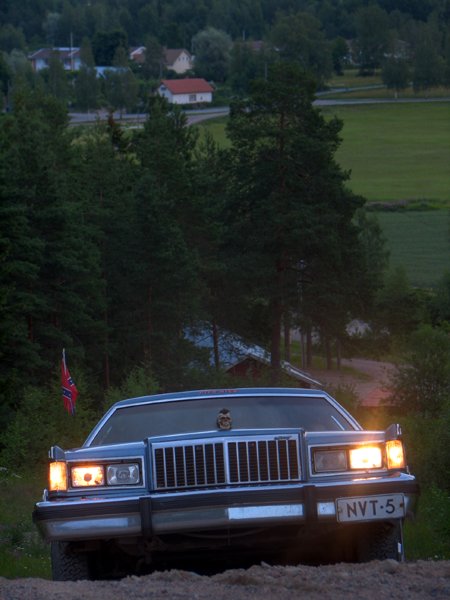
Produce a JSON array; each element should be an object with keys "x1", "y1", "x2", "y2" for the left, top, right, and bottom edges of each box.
[{"x1": 152, "y1": 435, "x2": 301, "y2": 491}]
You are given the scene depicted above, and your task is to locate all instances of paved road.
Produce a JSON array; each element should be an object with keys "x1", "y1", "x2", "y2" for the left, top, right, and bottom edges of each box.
[
  {"x1": 69, "y1": 96, "x2": 450, "y2": 126},
  {"x1": 69, "y1": 107, "x2": 230, "y2": 126}
]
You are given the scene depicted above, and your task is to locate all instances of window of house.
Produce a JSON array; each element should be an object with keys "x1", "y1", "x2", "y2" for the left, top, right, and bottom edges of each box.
[{"x1": 189, "y1": 94, "x2": 197, "y2": 102}]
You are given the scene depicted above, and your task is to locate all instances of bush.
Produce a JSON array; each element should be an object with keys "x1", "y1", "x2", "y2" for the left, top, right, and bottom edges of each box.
[
  {"x1": 0, "y1": 380, "x2": 97, "y2": 471},
  {"x1": 389, "y1": 324, "x2": 450, "y2": 416}
]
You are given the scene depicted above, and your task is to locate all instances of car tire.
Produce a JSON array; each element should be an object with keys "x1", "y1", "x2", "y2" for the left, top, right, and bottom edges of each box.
[
  {"x1": 51, "y1": 541, "x2": 91, "y2": 581},
  {"x1": 357, "y1": 521, "x2": 404, "y2": 562}
]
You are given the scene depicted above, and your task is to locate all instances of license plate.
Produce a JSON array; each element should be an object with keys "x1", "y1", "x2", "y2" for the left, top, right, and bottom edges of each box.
[{"x1": 336, "y1": 493, "x2": 405, "y2": 523}]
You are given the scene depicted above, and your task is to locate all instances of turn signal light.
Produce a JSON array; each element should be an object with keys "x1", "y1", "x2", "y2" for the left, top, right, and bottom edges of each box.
[
  {"x1": 386, "y1": 440, "x2": 405, "y2": 469},
  {"x1": 49, "y1": 461, "x2": 68, "y2": 491}
]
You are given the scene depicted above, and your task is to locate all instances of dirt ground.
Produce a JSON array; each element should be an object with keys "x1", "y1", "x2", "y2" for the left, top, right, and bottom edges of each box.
[
  {"x1": 1, "y1": 560, "x2": 450, "y2": 600},
  {"x1": 307, "y1": 357, "x2": 396, "y2": 409}
]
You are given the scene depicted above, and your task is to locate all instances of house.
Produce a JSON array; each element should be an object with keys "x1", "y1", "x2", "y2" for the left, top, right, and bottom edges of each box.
[
  {"x1": 158, "y1": 78, "x2": 214, "y2": 105},
  {"x1": 186, "y1": 325, "x2": 322, "y2": 388},
  {"x1": 128, "y1": 47, "x2": 193, "y2": 74},
  {"x1": 164, "y1": 48, "x2": 193, "y2": 74},
  {"x1": 129, "y1": 46, "x2": 146, "y2": 64},
  {"x1": 29, "y1": 47, "x2": 81, "y2": 72}
]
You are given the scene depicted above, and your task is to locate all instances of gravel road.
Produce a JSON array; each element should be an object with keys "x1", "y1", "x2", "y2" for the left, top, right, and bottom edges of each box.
[{"x1": 1, "y1": 560, "x2": 450, "y2": 600}]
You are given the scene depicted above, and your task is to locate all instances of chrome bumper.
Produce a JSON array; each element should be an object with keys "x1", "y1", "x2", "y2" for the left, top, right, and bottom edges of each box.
[{"x1": 34, "y1": 476, "x2": 419, "y2": 542}]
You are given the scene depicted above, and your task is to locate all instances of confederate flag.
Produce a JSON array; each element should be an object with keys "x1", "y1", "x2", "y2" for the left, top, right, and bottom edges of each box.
[{"x1": 61, "y1": 349, "x2": 78, "y2": 415}]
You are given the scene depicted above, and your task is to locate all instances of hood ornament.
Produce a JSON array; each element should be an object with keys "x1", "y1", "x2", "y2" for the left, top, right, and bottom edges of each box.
[{"x1": 217, "y1": 408, "x2": 232, "y2": 431}]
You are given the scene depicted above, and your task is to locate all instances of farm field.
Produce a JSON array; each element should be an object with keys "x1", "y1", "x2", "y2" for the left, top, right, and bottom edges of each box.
[
  {"x1": 198, "y1": 103, "x2": 450, "y2": 204},
  {"x1": 376, "y1": 210, "x2": 449, "y2": 287},
  {"x1": 197, "y1": 102, "x2": 450, "y2": 288},
  {"x1": 322, "y1": 102, "x2": 450, "y2": 203}
]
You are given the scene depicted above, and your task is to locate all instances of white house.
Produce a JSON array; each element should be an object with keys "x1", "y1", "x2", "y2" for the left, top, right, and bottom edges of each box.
[
  {"x1": 164, "y1": 48, "x2": 193, "y2": 74},
  {"x1": 158, "y1": 78, "x2": 214, "y2": 105},
  {"x1": 29, "y1": 47, "x2": 81, "y2": 71}
]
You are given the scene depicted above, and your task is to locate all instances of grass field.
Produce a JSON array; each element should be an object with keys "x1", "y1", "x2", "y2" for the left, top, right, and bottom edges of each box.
[
  {"x1": 321, "y1": 102, "x2": 450, "y2": 203},
  {"x1": 376, "y1": 210, "x2": 449, "y2": 287},
  {"x1": 197, "y1": 101, "x2": 450, "y2": 288},
  {"x1": 199, "y1": 103, "x2": 450, "y2": 203}
]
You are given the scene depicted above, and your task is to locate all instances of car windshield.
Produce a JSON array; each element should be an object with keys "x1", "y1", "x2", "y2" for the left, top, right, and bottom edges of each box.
[{"x1": 88, "y1": 395, "x2": 355, "y2": 446}]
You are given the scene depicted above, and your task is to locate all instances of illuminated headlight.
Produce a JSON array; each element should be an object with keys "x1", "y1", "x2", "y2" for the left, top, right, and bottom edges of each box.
[
  {"x1": 313, "y1": 450, "x2": 348, "y2": 473},
  {"x1": 349, "y1": 446, "x2": 383, "y2": 470},
  {"x1": 106, "y1": 463, "x2": 140, "y2": 486},
  {"x1": 71, "y1": 465, "x2": 105, "y2": 487}
]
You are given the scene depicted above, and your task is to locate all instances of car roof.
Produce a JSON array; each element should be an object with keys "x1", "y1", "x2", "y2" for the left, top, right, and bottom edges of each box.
[{"x1": 112, "y1": 387, "x2": 331, "y2": 409}]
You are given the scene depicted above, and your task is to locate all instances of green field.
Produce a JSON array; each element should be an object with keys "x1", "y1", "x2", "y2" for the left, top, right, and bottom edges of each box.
[
  {"x1": 376, "y1": 210, "x2": 449, "y2": 287},
  {"x1": 199, "y1": 103, "x2": 450, "y2": 203},
  {"x1": 322, "y1": 102, "x2": 450, "y2": 203},
  {"x1": 197, "y1": 102, "x2": 450, "y2": 287}
]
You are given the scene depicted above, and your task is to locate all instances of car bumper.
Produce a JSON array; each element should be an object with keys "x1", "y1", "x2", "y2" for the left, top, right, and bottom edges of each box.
[{"x1": 33, "y1": 474, "x2": 419, "y2": 542}]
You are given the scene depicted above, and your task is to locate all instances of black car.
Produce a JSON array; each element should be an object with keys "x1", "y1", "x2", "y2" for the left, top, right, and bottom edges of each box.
[{"x1": 33, "y1": 387, "x2": 419, "y2": 580}]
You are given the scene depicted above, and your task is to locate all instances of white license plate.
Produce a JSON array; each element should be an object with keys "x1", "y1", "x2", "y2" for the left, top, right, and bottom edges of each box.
[{"x1": 336, "y1": 493, "x2": 405, "y2": 523}]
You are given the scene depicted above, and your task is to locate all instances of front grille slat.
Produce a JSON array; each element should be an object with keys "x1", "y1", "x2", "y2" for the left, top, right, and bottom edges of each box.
[{"x1": 153, "y1": 435, "x2": 301, "y2": 491}]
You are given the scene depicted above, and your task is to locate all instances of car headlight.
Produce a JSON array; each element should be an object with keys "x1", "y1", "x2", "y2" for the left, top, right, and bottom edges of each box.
[
  {"x1": 313, "y1": 449, "x2": 348, "y2": 473},
  {"x1": 349, "y1": 445, "x2": 383, "y2": 470},
  {"x1": 107, "y1": 463, "x2": 140, "y2": 485},
  {"x1": 313, "y1": 445, "x2": 384, "y2": 474},
  {"x1": 71, "y1": 465, "x2": 105, "y2": 487}
]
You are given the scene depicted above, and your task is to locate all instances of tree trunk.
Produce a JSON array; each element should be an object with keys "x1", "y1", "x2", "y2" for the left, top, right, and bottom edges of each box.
[
  {"x1": 306, "y1": 324, "x2": 313, "y2": 368},
  {"x1": 146, "y1": 286, "x2": 152, "y2": 359},
  {"x1": 284, "y1": 314, "x2": 291, "y2": 362},
  {"x1": 325, "y1": 337, "x2": 333, "y2": 370},
  {"x1": 336, "y1": 338, "x2": 341, "y2": 370},
  {"x1": 104, "y1": 308, "x2": 110, "y2": 389},
  {"x1": 212, "y1": 320, "x2": 220, "y2": 370},
  {"x1": 270, "y1": 267, "x2": 283, "y2": 385}
]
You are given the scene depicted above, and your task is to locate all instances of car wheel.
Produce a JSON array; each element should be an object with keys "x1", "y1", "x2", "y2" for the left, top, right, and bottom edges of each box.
[
  {"x1": 51, "y1": 541, "x2": 91, "y2": 581},
  {"x1": 357, "y1": 521, "x2": 404, "y2": 562}
]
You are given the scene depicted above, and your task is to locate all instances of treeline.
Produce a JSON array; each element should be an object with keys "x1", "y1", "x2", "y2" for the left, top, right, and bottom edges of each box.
[
  {"x1": 1, "y1": 0, "x2": 450, "y2": 113},
  {"x1": 0, "y1": 0, "x2": 447, "y2": 49}
]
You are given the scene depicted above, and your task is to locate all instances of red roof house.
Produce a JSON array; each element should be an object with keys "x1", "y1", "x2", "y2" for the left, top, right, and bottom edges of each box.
[{"x1": 158, "y1": 78, "x2": 214, "y2": 105}]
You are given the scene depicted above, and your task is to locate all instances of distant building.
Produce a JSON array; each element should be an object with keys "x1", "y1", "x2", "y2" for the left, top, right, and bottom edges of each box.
[
  {"x1": 128, "y1": 47, "x2": 193, "y2": 74},
  {"x1": 164, "y1": 48, "x2": 193, "y2": 74},
  {"x1": 158, "y1": 78, "x2": 214, "y2": 105},
  {"x1": 129, "y1": 46, "x2": 146, "y2": 64},
  {"x1": 29, "y1": 47, "x2": 81, "y2": 71},
  {"x1": 186, "y1": 324, "x2": 322, "y2": 388}
]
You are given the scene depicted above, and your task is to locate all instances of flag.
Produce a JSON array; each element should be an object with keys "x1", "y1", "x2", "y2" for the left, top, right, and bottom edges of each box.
[{"x1": 61, "y1": 348, "x2": 78, "y2": 415}]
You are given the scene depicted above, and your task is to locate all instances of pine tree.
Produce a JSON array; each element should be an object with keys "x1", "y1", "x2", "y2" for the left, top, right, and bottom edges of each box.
[{"x1": 223, "y1": 62, "x2": 368, "y2": 381}]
